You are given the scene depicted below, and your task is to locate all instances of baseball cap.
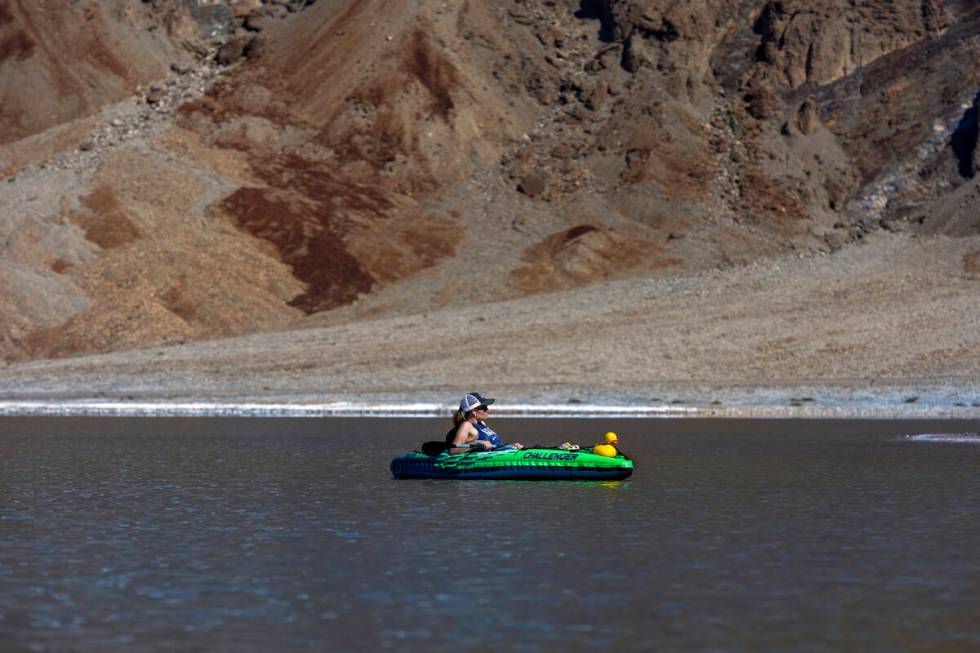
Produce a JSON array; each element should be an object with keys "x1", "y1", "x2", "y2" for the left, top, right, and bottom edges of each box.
[{"x1": 459, "y1": 392, "x2": 495, "y2": 413}]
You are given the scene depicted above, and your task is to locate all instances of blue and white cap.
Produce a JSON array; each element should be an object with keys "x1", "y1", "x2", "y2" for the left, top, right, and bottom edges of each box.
[{"x1": 459, "y1": 392, "x2": 494, "y2": 414}]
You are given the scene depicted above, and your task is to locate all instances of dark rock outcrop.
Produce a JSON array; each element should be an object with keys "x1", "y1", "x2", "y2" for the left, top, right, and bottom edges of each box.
[
  {"x1": 974, "y1": 98, "x2": 980, "y2": 178},
  {"x1": 950, "y1": 94, "x2": 979, "y2": 179}
]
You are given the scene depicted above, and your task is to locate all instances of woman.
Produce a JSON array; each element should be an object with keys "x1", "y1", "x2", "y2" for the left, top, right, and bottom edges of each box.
[{"x1": 447, "y1": 393, "x2": 523, "y2": 453}]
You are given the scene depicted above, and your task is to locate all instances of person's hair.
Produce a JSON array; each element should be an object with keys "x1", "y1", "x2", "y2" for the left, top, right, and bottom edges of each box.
[{"x1": 452, "y1": 410, "x2": 466, "y2": 427}]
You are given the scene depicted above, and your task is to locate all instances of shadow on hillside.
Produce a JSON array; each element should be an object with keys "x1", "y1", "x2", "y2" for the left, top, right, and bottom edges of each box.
[
  {"x1": 951, "y1": 91, "x2": 979, "y2": 179},
  {"x1": 575, "y1": 0, "x2": 615, "y2": 43}
]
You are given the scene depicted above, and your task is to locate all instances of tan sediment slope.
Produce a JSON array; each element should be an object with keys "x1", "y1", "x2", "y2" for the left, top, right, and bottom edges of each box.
[
  {"x1": 0, "y1": 0, "x2": 193, "y2": 144},
  {"x1": 2, "y1": 232, "x2": 979, "y2": 413}
]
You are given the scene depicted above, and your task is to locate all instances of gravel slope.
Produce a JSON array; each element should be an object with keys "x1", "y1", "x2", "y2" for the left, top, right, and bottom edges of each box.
[{"x1": 3, "y1": 231, "x2": 978, "y2": 416}]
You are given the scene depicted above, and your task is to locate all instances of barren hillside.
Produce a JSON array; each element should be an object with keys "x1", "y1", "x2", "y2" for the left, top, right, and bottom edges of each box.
[{"x1": 1, "y1": 0, "x2": 978, "y2": 390}]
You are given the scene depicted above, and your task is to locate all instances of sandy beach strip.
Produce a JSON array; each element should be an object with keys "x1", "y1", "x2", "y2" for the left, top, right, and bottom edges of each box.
[{"x1": 2, "y1": 234, "x2": 978, "y2": 419}]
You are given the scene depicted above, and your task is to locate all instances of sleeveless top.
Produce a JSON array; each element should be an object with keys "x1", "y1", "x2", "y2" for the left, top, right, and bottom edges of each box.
[
  {"x1": 474, "y1": 422, "x2": 502, "y2": 447},
  {"x1": 445, "y1": 422, "x2": 504, "y2": 448}
]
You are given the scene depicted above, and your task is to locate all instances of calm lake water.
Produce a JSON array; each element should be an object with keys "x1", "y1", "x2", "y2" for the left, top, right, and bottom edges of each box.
[{"x1": 1, "y1": 417, "x2": 979, "y2": 652}]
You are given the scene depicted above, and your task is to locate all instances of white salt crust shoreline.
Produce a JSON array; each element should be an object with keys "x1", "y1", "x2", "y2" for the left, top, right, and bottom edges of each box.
[{"x1": 2, "y1": 391, "x2": 980, "y2": 419}]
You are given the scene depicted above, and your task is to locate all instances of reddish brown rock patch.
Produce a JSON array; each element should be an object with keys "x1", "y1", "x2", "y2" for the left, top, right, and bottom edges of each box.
[
  {"x1": 160, "y1": 283, "x2": 200, "y2": 323},
  {"x1": 220, "y1": 185, "x2": 375, "y2": 314},
  {"x1": 347, "y1": 212, "x2": 461, "y2": 285},
  {"x1": 82, "y1": 30, "x2": 131, "y2": 83},
  {"x1": 0, "y1": 28, "x2": 34, "y2": 63},
  {"x1": 740, "y1": 172, "x2": 810, "y2": 230},
  {"x1": 402, "y1": 27, "x2": 458, "y2": 121},
  {"x1": 219, "y1": 154, "x2": 412, "y2": 313},
  {"x1": 0, "y1": 2, "x2": 35, "y2": 63},
  {"x1": 72, "y1": 187, "x2": 142, "y2": 249},
  {"x1": 518, "y1": 172, "x2": 548, "y2": 198},
  {"x1": 620, "y1": 142, "x2": 716, "y2": 202},
  {"x1": 177, "y1": 78, "x2": 293, "y2": 128},
  {"x1": 964, "y1": 250, "x2": 980, "y2": 276},
  {"x1": 511, "y1": 224, "x2": 680, "y2": 295},
  {"x1": 219, "y1": 152, "x2": 463, "y2": 313},
  {"x1": 23, "y1": 298, "x2": 192, "y2": 360}
]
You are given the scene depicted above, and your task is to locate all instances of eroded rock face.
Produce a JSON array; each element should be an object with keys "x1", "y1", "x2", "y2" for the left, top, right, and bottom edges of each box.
[
  {"x1": 794, "y1": 96, "x2": 821, "y2": 135},
  {"x1": 0, "y1": 0, "x2": 176, "y2": 144},
  {"x1": 588, "y1": 0, "x2": 743, "y2": 103},
  {"x1": 750, "y1": 0, "x2": 951, "y2": 89},
  {"x1": 0, "y1": 0, "x2": 316, "y2": 145},
  {"x1": 3, "y1": 0, "x2": 980, "y2": 362}
]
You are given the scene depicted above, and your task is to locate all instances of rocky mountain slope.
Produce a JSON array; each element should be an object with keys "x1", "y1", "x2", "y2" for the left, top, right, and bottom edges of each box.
[{"x1": 1, "y1": 0, "x2": 978, "y2": 367}]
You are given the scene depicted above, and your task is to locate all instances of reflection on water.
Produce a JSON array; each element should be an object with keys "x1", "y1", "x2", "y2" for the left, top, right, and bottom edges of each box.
[
  {"x1": 1, "y1": 417, "x2": 979, "y2": 652},
  {"x1": 906, "y1": 432, "x2": 980, "y2": 443}
]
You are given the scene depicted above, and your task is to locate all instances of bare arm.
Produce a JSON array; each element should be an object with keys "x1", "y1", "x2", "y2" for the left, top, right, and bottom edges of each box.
[{"x1": 450, "y1": 422, "x2": 491, "y2": 452}]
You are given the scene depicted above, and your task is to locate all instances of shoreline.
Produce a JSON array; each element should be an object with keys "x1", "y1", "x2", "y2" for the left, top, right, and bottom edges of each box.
[
  {"x1": 3, "y1": 390, "x2": 980, "y2": 419},
  {"x1": 3, "y1": 233, "x2": 977, "y2": 421}
]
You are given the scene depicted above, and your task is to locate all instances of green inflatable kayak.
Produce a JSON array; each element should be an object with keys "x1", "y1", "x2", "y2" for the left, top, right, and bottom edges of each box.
[{"x1": 390, "y1": 446, "x2": 633, "y2": 480}]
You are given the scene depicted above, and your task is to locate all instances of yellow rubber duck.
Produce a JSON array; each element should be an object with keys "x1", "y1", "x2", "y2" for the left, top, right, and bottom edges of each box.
[{"x1": 592, "y1": 431, "x2": 620, "y2": 457}]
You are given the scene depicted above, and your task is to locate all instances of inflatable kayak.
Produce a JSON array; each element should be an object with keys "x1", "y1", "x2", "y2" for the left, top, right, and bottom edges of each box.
[{"x1": 390, "y1": 446, "x2": 633, "y2": 480}]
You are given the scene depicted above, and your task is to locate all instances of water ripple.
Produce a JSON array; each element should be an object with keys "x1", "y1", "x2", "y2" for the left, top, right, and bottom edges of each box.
[{"x1": 906, "y1": 433, "x2": 980, "y2": 443}]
